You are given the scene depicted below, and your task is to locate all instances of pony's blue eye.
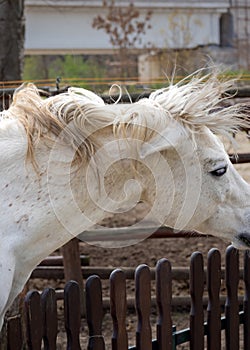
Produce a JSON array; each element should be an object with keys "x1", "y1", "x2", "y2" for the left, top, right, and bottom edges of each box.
[{"x1": 210, "y1": 166, "x2": 228, "y2": 177}]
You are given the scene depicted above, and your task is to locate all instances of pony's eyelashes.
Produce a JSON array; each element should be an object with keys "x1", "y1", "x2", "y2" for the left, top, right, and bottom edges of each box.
[
  {"x1": 210, "y1": 165, "x2": 228, "y2": 177},
  {"x1": 203, "y1": 158, "x2": 228, "y2": 177}
]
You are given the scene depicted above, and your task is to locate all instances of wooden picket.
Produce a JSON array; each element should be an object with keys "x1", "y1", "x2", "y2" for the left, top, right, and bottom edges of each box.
[
  {"x1": 244, "y1": 250, "x2": 250, "y2": 349},
  {"x1": 207, "y1": 248, "x2": 221, "y2": 350},
  {"x1": 225, "y1": 246, "x2": 240, "y2": 350},
  {"x1": 64, "y1": 281, "x2": 81, "y2": 349},
  {"x1": 190, "y1": 252, "x2": 204, "y2": 350},
  {"x1": 41, "y1": 288, "x2": 58, "y2": 349},
  {"x1": 85, "y1": 275, "x2": 105, "y2": 350},
  {"x1": 7, "y1": 315, "x2": 22, "y2": 350},
  {"x1": 25, "y1": 290, "x2": 43, "y2": 349},
  {"x1": 135, "y1": 264, "x2": 152, "y2": 350},
  {"x1": 110, "y1": 269, "x2": 128, "y2": 350},
  {"x1": 3, "y1": 245, "x2": 250, "y2": 349},
  {"x1": 155, "y1": 258, "x2": 172, "y2": 350}
]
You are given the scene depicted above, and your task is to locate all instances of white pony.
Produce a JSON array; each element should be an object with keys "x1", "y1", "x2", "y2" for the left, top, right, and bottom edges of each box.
[{"x1": 0, "y1": 72, "x2": 249, "y2": 328}]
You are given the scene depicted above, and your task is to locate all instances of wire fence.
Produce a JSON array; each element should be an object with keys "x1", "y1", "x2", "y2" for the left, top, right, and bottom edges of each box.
[{"x1": 1, "y1": 73, "x2": 250, "y2": 92}]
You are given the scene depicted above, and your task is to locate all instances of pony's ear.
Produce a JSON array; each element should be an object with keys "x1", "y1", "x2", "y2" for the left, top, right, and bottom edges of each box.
[{"x1": 139, "y1": 121, "x2": 186, "y2": 158}]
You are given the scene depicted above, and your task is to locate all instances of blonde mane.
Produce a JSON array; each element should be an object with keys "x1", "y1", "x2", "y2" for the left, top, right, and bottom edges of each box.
[{"x1": 1, "y1": 72, "x2": 249, "y2": 168}]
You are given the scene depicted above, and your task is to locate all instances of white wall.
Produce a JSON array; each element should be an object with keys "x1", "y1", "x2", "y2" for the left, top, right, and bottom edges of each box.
[{"x1": 24, "y1": 1, "x2": 230, "y2": 54}]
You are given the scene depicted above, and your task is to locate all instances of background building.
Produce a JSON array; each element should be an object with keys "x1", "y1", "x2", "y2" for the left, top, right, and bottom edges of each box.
[{"x1": 24, "y1": 0, "x2": 250, "y2": 80}]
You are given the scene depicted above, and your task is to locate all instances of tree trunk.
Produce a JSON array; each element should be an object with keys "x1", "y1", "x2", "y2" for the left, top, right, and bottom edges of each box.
[{"x1": 0, "y1": 0, "x2": 25, "y2": 81}]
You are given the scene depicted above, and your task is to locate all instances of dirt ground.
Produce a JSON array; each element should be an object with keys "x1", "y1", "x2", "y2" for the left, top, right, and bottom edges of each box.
[{"x1": 28, "y1": 133, "x2": 250, "y2": 349}]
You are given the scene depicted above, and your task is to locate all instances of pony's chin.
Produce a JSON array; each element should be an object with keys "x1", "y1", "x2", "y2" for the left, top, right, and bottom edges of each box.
[{"x1": 232, "y1": 233, "x2": 250, "y2": 250}]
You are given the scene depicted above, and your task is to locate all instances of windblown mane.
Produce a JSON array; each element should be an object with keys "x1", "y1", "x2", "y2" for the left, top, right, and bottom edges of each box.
[{"x1": 1, "y1": 72, "x2": 249, "y2": 168}]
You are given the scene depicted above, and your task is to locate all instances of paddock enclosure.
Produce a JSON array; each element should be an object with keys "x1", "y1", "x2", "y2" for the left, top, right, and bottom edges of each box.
[{"x1": 0, "y1": 245, "x2": 249, "y2": 349}]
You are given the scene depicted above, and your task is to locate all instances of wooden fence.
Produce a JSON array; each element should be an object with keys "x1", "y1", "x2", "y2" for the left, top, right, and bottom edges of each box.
[{"x1": 2, "y1": 245, "x2": 250, "y2": 349}]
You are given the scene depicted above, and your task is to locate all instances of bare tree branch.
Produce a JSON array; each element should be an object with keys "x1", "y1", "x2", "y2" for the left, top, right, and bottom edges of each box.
[{"x1": 92, "y1": 0, "x2": 152, "y2": 77}]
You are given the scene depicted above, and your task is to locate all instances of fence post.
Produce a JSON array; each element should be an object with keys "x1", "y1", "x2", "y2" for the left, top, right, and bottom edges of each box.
[
  {"x1": 190, "y1": 251, "x2": 204, "y2": 350},
  {"x1": 225, "y1": 245, "x2": 239, "y2": 350},
  {"x1": 110, "y1": 269, "x2": 128, "y2": 350},
  {"x1": 61, "y1": 238, "x2": 85, "y2": 316},
  {"x1": 207, "y1": 248, "x2": 221, "y2": 350},
  {"x1": 156, "y1": 258, "x2": 172, "y2": 350},
  {"x1": 135, "y1": 264, "x2": 152, "y2": 350}
]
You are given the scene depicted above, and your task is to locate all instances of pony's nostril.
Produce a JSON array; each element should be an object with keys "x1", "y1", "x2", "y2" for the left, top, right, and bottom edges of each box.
[{"x1": 238, "y1": 233, "x2": 250, "y2": 248}]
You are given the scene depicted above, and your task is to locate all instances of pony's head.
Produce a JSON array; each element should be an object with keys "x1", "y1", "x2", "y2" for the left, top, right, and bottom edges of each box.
[{"x1": 136, "y1": 73, "x2": 250, "y2": 248}]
